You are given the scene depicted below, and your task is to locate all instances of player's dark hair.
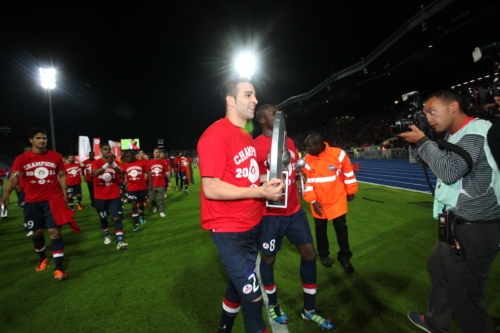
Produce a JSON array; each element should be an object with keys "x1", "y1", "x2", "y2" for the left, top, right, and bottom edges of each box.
[
  {"x1": 256, "y1": 104, "x2": 277, "y2": 126},
  {"x1": 221, "y1": 77, "x2": 252, "y2": 110},
  {"x1": 28, "y1": 127, "x2": 47, "y2": 138},
  {"x1": 100, "y1": 143, "x2": 110, "y2": 149},
  {"x1": 424, "y1": 89, "x2": 464, "y2": 112}
]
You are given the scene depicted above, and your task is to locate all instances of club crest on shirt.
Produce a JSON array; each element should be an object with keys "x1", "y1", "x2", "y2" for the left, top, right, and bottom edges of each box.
[{"x1": 329, "y1": 165, "x2": 335, "y2": 171}]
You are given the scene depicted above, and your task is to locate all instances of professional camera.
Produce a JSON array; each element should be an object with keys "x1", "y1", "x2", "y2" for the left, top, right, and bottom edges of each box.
[
  {"x1": 389, "y1": 91, "x2": 435, "y2": 138},
  {"x1": 462, "y1": 84, "x2": 499, "y2": 114}
]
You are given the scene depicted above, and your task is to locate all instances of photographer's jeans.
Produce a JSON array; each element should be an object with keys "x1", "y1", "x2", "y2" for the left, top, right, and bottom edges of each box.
[
  {"x1": 314, "y1": 214, "x2": 352, "y2": 259},
  {"x1": 424, "y1": 222, "x2": 500, "y2": 333}
]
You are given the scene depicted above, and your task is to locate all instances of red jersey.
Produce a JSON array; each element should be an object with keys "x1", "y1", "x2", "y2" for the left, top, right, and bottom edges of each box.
[
  {"x1": 173, "y1": 157, "x2": 181, "y2": 172},
  {"x1": 148, "y1": 159, "x2": 168, "y2": 187},
  {"x1": 180, "y1": 156, "x2": 189, "y2": 172},
  {"x1": 92, "y1": 159, "x2": 122, "y2": 200},
  {"x1": 10, "y1": 150, "x2": 64, "y2": 202},
  {"x1": 122, "y1": 159, "x2": 149, "y2": 191},
  {"x1": 254, "y1": 135, "x2": 300, "y2": 216},
  {"x1": 198, "y1": 117, "x2": 262, "y2": 232},
  {"x1": 82, "y1": 159, "x2": 95, "y2": 181},
  {"x1": 65, "y1": 162, "x2": 83, "y2": 186},
  {"x1": 163, "y1": 159, "x2": 172, "y2": 172}
]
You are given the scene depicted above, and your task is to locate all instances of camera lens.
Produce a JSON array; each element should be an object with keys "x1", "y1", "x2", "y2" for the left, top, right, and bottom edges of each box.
[{"x1": 389, "y1": 119, "x2": 413, "y2": 134}]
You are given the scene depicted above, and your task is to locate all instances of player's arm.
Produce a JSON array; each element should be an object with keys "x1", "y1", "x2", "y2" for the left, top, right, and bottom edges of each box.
[
  {"x1": 0, "y1": 170, "x2": 21, "y2": 205},
  {"x1": 146, "y1": 170, "x2": 153, "y2": 190},
  {"x1": 202, "y1": 177, "x2": 283, "y2": 201},
  {"x1": 58, "y1": 170, "x2": 69, "y2": 203}
]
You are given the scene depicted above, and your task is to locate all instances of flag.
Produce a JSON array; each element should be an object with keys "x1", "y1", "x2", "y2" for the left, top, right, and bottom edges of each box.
[{"x1": 78, "y1": 136, "x2": 91, "y2": 161}]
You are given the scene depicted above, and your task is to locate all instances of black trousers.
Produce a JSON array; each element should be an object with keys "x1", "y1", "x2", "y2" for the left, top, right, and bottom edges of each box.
[
  {"x1": 86, "y1": 181, "x2": 94, "y2": 207},
  {"x1": 424, "y1": 222, "x2": 500, "y2": 333},
  {"x1": 314, "y1": 214, "x2": 352, "y2": 259}
]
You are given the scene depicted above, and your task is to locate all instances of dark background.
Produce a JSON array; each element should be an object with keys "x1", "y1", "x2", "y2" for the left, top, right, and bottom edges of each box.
[{"x1": 0, "y1": 0, "x2": 498, "y2": 156}]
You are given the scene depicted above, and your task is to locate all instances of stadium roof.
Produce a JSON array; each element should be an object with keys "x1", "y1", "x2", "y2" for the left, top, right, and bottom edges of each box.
[{"x1": 279, "y1": 0, "x2": 500, "y2": 134}]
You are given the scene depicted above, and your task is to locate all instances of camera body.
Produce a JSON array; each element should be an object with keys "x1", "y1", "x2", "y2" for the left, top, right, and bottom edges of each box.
[{"x1": 390, "y1": 91, "x2": 434, "y2": 138}]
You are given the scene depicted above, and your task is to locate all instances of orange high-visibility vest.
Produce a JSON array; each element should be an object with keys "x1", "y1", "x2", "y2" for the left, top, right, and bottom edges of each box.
[{"x1": 302, "y1": 142, "x2": 358, "y2": 220}]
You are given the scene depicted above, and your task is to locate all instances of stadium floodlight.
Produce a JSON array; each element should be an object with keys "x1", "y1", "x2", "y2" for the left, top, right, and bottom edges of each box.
[
  {"x1": 235, "y1": 53, "x2": 256, "y2": 78},
  {"x1": 39, "y1": 67, "x2": 57, "y2": 151}
]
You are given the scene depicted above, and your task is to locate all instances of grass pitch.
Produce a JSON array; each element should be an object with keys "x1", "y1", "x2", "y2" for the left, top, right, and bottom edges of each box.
[{"x1": 0, "y1": 170, "x2": 499, "y2": 333}]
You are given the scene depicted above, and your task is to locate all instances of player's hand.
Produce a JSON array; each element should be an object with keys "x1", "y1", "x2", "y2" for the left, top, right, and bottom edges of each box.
[
  {"x1": 312, "y1": 201, "x2": 324, "y2": 217},
  {"x1": 347, "y1": 194, "x2": 355, "y2": 202},
  {"x1": 396, "y1": 125, "x2": 426, "y2": 143},
  {"x1": 15, "y1": 185, "x2": 23, "y2": 192},
  {"x1": 0, "y1": 196, "x2": 9, "y2": 209},
  {"x1": 296, "y1": 170, "x2": 307, "y2": 183},
  {"x1": 262, "y1": 178, "x2": 284, "y2": 201}
]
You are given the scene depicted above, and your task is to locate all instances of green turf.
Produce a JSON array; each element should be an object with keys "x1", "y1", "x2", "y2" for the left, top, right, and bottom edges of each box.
[{"x1": 0, "y1": 171, "x2": 499, "y2": 333}]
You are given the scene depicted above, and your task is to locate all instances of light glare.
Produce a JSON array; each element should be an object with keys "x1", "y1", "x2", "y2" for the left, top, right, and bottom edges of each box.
[
  {"x1": 235, "y1": 54, "x2": 255, "y2": 78},
  {"x1": 39, "y1": 68, "x2": 56, "y2": 89}
]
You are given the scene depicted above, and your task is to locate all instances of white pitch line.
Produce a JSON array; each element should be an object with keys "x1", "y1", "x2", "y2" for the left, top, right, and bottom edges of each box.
[
  {"x1": 358, "y1": 181, "x2": 432, "y2": 194},
  {"x1": 256, "y1": 255, "x2": 290, "y2": 333},
  {"x1": 356, "y1": 176, "x2": 432, "y2": 187},
  {"x1": 357, "y1": 173, "x2": 436, "y2": 182}
]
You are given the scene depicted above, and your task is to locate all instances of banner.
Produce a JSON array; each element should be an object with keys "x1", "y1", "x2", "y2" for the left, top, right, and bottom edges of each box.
[
  {"x1": 109, "y1": 141, "x2": 121, "y2": 158},
  {"x1": 78, "y1": 136, "x2": 91, "y2": 161},
  {"x1": 94, "y1": 138, "x2": 101, "y2": 158}
]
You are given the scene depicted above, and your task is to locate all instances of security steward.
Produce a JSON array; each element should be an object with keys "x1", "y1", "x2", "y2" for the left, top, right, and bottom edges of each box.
[{"x1": 302, "y1": 133, "x2": 358, "y2": 273}]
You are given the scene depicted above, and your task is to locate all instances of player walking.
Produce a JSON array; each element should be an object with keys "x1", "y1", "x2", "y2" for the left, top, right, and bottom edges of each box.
[
  {"x1": 0, "y1": 128, "x2": 79, "y2": 280},
  {"x1": 254, "y1": 105, "x2": 334, "y2": 329},
  {"x1": 198, "y1": 77, "x2": 284, "y2": 333},
  {"x1": 148, "y1": 148, "x2": 169, "y2": 218},
  {"x1": 92, "y1": 144, "x2": 127, "y2": 249},
  {"x1": 65, "y1": 155, "x2": 84, "y2": 210},
  {"x1": 82, "y1": 152, "x2": 96, "y2": 208},
  {"x1": 122, "y1": 151, "x2": 150, "y2": 231}
]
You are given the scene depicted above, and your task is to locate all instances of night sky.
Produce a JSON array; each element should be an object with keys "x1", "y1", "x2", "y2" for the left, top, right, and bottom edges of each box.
[{"x1": 0, "y1": 1, "x2": 450, "y2": 153}]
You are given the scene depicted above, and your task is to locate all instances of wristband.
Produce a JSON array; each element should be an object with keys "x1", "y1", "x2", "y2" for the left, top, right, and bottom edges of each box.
[
  {"x1": 102, "y1": 163, "x2": 110, "y2": 169},
  {"x1": 311, "y1": 200, "x2": 316, "y2": 204},
  {"x1": 112, "y1": 162, "x2": 118, "y2": 168}
]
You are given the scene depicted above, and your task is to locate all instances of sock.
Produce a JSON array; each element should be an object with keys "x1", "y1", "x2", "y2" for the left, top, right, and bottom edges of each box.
[
  {"x1": 259, "y1": 259, "x2": 277, "y2": 305},
  {"x1": 33, "y1": 235, "x2": 47, "y2": 260},
  {"x1": 51, "y1": 237, "x2": 64, "y2": 271},
  {"x1": 100, "y1": 218, "x2": 109, "y2": 230},
  {"x1": 220, "y1": 297, "x2": 240, "y2": 332},
  {"x1": 139, "y1": 206, "x2": 144, "y2": 219},
  {"x1": 77, "y1": 195, "x2": 82, "y2": 204},
  {"x1": 241, "y1": 298, "x2": 266, "y2": 333},
  {"x1": 68, "y1": 197, "x2": 74, "y2": 210},
  {"x1": 114, "y1": 218, "x2": 124, "y2": 242},
  {"x1": 300, "y1": 259, "x2": 317, "y2": 311},
  {"x1": 131, "y1": 206, "x2": 139, "y2": 225},
  {"x1": 102, "y1": 227, "x2": 110, "y2": 236}
]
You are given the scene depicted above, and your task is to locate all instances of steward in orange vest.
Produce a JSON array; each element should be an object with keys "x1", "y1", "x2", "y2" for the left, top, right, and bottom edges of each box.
[{"x1": 302, "y1": 134, "x2": 358, "y2": 273}]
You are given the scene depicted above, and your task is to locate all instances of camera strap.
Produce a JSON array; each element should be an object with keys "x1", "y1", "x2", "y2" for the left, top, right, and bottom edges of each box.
[{"x1": 435, "y1": 138, "x2": 474, "y2": 178}]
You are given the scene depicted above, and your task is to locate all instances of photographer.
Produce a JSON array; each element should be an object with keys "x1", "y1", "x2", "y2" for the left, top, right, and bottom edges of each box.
[{"x1": 397, "y1": 90, "x2": 500, "y2": 333}]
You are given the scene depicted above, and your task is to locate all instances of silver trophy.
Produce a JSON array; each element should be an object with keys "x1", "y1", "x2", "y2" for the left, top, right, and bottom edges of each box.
[
  {"x1": 267, "y1": 111, "x2": 290, "y2": 208},
  {"x1": 295, "y1": 158, "x2": 306, "y2": 199}
]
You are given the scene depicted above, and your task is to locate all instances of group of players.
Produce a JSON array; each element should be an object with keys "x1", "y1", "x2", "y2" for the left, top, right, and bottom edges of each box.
[{"x1": 0, "y1": 136, "x2": 195, "y2": 281}]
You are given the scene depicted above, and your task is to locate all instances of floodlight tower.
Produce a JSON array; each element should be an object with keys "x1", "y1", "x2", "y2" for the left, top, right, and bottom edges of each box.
[
  {"x1": 39, "y1": 67, "x2": 57, "y2": 151},
  {"x1": 235, "y1": 53, "x2": 256, "y2": 78}
]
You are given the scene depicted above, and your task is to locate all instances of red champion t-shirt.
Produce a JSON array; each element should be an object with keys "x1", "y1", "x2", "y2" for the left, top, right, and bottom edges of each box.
[
  {"x1": 92, "y1": 159, "x2": 122, "y2": 200},
  {"x1": 179, "y1": 156, "x2": 189, "y2": 172},
  {"x1": 122, "y1": 160, "x2": 149, "y2": 191},
  {"x1": 173, "y1": 157, "x2": 181, "y2": 171},
  {"x1": 82, "y1": 159, "x2": 94, "y2": 181},
  {"x1": 163, "y1": 159, "x2": 172, "y2": 172},
  {"x1": 198, "y1": 117, "x2": 263, "y2": 232},
  {"x1": 254, "y1": 135, "x2": 301, "y2": 216},
  {"x1": 148, "y1": 159, "x2": 168, "y2": 187},
  {"x1": 65, "y1": 162, "x2": 83, "y2": 186},
  {"x1": 11, "y1": 150, "x2": 64, "y2": 202}
]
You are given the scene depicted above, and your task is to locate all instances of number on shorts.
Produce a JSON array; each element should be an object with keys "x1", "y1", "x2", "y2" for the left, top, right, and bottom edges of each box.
[
  {"x1": 270, "y1": 239, "x2": 275, "y2": 252},
  {"x1": 99, "y1": 211, "x2": 107, "y2": 218}
]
